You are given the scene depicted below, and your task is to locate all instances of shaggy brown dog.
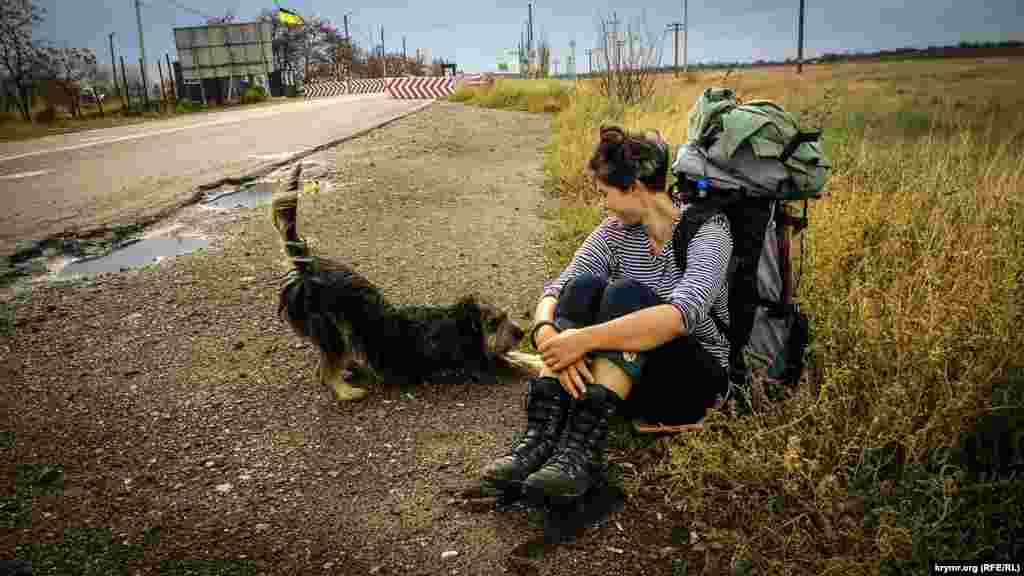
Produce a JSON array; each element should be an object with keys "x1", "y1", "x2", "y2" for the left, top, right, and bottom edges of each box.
[{"x1": 272, "y1": 166, "x2": 525, "y2": 402}]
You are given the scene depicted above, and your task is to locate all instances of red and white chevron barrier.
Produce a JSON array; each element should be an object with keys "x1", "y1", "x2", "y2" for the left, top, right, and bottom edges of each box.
[
  {"x1": 387, "y1": 77, "x2": 457, "y2": 100},
  {"x1": 304, "y1": 80, "x2": 347, "y2": 99},
  {"x1": 299, "y1": 76, "x2": 460, "y2": 101},
  {"x1": 348, "y1": 79, "x2": 389, "y2": 94}
]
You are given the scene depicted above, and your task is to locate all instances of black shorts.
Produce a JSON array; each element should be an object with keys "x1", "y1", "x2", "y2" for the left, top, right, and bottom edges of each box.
[{"x1": 553, "y1": 273, "x2": 729, "y2": 425}]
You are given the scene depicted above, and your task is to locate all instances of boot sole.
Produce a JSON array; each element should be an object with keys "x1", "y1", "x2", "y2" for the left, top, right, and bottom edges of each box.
[
  {"x1": 480, "y1": 477, "x2": 525, "y2": 498},
  {"x1": 523, "y1": 482, "x2": 587, "y2": 512}
]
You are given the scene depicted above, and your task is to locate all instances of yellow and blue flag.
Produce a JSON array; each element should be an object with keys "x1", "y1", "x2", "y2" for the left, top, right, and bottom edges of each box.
[{"x1": 277, "y1": 8, "x2": 304, "y2": 26}]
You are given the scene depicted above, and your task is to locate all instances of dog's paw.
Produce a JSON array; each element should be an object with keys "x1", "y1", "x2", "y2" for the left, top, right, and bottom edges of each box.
[
  {"x1": 331, "y1": 381, "x2": 369, "y2": 402},
  {"x1": 472, "y1": 371, "x2": 499, "y2": 386}
]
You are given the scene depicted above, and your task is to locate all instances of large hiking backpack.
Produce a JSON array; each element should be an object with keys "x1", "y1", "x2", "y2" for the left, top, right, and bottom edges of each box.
[{"x1": 671, "y1": 87, "x2": 830, "y2": 404}]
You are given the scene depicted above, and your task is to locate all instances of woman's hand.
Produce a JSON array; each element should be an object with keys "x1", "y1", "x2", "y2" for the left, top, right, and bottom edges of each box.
[
  {"x1": 538, "y1": 328, "x2": 595, "y2": 374},
  {"x1": 556, "y1": 358, "x2": 593, "y2": 400}
]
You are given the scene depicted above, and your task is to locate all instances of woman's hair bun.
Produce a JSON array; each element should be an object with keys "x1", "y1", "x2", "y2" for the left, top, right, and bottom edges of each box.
[{"x1": 600, "y1": 125, "x2": 625, "y2": 141}]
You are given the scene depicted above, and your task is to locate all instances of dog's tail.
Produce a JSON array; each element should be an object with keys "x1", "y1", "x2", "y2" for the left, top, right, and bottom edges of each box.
[
  {"x1": 272, "y1": 163, "x2": 310, "y2": 273},
  {"x1": 271, "y1": 164, "x2": 355, "y2": 358}
]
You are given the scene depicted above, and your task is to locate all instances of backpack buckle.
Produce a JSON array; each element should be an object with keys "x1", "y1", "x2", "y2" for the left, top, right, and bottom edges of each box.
[
  {"x1": 778, "y1": 212, "x2": 809, "y2": 233},
  {"x1": 779, "y1": 130, "x2": 822, "y2": 164}
]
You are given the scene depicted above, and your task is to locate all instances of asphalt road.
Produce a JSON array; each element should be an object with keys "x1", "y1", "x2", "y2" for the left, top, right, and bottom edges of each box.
[{"x1": 0, "y1": 93, "x2": 431, "y2": 257}]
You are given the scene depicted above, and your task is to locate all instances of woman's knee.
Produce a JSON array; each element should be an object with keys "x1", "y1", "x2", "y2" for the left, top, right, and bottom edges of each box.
[
  {"x1": 555, "y1": 273, "x2": 607, "y2": 329},
  {"x1": 597, "y1": 278, "x2": 661, "y2": 322}
]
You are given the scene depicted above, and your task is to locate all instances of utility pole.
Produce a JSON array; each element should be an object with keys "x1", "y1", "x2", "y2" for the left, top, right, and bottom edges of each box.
[
  {"x1": 120, "y1": 55, "x2": 131, "y2": 108},
  {"x1": 584, "y1": 48, "x2": 593, "y2": 75},
  {"x1": 521, "y1": 26, "x2": 527, "y2": 76},
  {"x1": 166, "y1": 53, "x2": 176, "y2": 100},
  {"x1": 342, "y1": 14, "x2": 351, "y2": 82},
  {"x1": 527, "y1": 3, "x2": 533, "y2": 76},
  {"x1": 607, "y1": 12, "x2": 621, "y2": 71},
  {"x1": 517, "y1": 33, "x2": 522, "y2": 76},
  {"x1": 797, "y1": 0, "x2": 805, "y2": 73},
  {"x1": 625, "y1": 23, "x2": 631, "y2": 70},
  {"x1": 684, "y1": 0, "x2": 689, "y2": 73},
  {"x1": 667, "y1": 22, "x2": 683, "y2": 76},
  {"x1": 569, "y1": 39, "x2": 576, "y2": 79},
  {"x1": 157, "y1": 57, "x2": 167, "y2": 111},
  {"x1": 134, "y1": 0, "x2": 150, "y2": 108},
  {"x1": 380, "y1": 26, "x2": 386, "y2": 77},
  {"x1": 108, "y1": 33, "x2": 120, "y2": 105}
]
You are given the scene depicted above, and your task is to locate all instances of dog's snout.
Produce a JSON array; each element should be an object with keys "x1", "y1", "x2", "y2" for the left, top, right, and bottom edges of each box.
[{"x1": 510, "y1": 322, "x2": 526, "y2": 341}]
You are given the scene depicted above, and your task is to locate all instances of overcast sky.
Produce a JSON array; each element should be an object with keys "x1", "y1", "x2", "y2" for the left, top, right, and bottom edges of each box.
[{"x1": 35, "y1": 0, "x2": 1024, "y2": 79}]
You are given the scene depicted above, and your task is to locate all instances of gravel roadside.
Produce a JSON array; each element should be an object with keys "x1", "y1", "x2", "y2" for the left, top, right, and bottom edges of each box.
[{"x1": 0, "y1": 102, "x2": 689, "y2": 575}]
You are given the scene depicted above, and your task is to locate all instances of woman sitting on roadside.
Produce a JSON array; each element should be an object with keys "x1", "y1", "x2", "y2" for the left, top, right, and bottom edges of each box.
[{"x1": 480, "y1": 125, "x2": 734, "y2": 503}]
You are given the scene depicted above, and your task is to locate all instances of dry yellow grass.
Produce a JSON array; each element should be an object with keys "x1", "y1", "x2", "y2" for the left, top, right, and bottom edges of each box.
[
  {"x1": 449, "y1": 78, "x2": 574, "y2": 114},
  {"x1": 533, "y1": 57, "x2": 1024, "y2": 572}
]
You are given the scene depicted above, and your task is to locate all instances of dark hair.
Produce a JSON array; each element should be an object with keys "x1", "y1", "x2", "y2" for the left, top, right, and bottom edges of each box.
[{"x1": 588, "y1": 125, "x2": 669, "y2": 192}]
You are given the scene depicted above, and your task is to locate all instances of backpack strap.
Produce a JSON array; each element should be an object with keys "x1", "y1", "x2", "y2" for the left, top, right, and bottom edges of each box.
[
  {"x1": 673, "y1": 190, "x2": 777, "y2": 378},
  {"x1": 672, "y1": 188, "x2": 737, "y2": 351},
  {"x1": 722, "y1": 198, "x2": 776, "y2": 373}
]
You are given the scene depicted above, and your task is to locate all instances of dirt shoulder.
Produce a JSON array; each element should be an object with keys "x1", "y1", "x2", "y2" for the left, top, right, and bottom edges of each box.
[{"x1": 1, "y1": 102, "x2": 689, "y2": 575}]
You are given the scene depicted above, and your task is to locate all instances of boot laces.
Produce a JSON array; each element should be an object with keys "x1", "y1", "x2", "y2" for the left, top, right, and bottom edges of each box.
[
  {"x1": 547, "y1": 403, "x2": 605, "y2": 475},
  {"x1": 509, "y1": 386, "x2": 565, "y2": 457}
]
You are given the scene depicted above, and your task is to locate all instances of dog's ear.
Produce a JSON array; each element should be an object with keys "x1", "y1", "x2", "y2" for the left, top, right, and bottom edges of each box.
[
  {"x1": 454, "y1": 296, "x2": 484, "y2": 334},
  {"x1": 455, "y1": 293, "x2": 479, "y2": 307}
]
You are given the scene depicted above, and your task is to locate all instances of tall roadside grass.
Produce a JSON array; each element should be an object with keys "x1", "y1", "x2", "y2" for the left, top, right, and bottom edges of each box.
[
  {"x1": 536, "y1": 58, "x2": 1024, "y2": 572},
  {"x1": 449, "y1": 78, "x2": 574, "y2": 114}
]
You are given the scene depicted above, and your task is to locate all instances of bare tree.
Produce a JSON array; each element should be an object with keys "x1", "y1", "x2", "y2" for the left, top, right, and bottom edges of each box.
[
  {"x1": 258, "y1": 9, "x2": 307, "y2": 85},
  {"x1": 37, "y1": 46, "x2": 97, "y2": 118},
  {"x1": 595, "y1": 13, "x2": 661, "y2": 105},
  {"x1": 306, "y1": 19, "x2": 348, "y2": 81},
  {"x1": 88, "y1": 65, "x2": 107, "y2": 116},
  {"x1": 537, "y1": 33, "x2": 551, "y2": 78},
  {"x1": 0, "y1": 0, "x2": 44, "y2": 121}
]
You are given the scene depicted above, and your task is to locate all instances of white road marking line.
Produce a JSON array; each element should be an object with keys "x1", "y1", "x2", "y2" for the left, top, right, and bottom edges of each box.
[
  {"x1": 0, "y1": 93, "x2": 394, "y2": 165},
  {"x1": 248, "y1": 152, "x2": 301, "y2": 161},
  {"x1": 0, "y1": 169, "x2": 53, "y2": 180}
]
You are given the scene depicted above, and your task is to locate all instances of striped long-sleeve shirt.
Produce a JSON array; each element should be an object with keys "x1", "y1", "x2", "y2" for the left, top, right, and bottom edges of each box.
[{"x1": 542, "y1": 198, "x2": 733, "y2": 368}]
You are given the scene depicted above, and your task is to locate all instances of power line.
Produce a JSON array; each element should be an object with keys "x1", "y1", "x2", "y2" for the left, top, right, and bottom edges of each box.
[{"x1": 140, "y1": 0, "x2": 216, "y2": 22}]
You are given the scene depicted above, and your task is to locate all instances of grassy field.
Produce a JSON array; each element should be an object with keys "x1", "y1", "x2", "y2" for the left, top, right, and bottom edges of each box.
[
  {"x1": 456, "y1": 57, "x2": 1024, "y2": 572},
  {"x1": 449, "y1": 78, "x2": 574, "y2": 113}
]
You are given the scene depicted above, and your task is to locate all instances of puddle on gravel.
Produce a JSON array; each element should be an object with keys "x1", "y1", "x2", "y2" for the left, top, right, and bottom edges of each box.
[
  {"x1": 58, "y1": 234, "x2": 209, "y2": 276},
  {"x1": 203, "y1": 181, "x2": 275, "y2": 209},
  {"x1": 202, "y1": 177, "x2": 329, "y2": 211}
]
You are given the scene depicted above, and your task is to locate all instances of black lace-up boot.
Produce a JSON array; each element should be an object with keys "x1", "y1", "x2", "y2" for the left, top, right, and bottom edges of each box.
[
  {"x1": 480, "y1": 376, "x2": 572, "y2": 495},
  {"x1": 523, "y1": 383, "x2": 623, "y2": 506}
]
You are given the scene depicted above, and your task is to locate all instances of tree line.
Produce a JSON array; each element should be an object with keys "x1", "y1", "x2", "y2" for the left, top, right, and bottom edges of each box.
[
  {"x1": 1, "y1": 0, "x2": 114, "y2": 122},
  {"x1": 249, "y1": 9, "x2": 451, "y2": 84},
  {"x1": 1, "y1": 0, "x2": 458, "y2": 124}
]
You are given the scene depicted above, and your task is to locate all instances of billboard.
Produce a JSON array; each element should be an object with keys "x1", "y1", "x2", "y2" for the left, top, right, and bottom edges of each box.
[{"x1": 174, "y1": 22, "x2": 274, "y2": 81}]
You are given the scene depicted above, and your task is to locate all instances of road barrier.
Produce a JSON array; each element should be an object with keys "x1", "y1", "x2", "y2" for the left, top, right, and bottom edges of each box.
[
  {"x1": 303, "y1": 76, "x2": 465, "y2": 101},
  {"x1": 347, "y1": 79, "x2": 390, "y2": 95},
  {"x1": 304, "y1": 80, "x2": 347, "y2": 99},
  {"x1": 387, "y1": 77, "x2": 457, "y2": 100}
]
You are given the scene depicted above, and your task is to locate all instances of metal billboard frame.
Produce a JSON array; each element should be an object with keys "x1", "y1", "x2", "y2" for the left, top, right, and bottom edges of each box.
[{"x1": 173, "y1": 21, "x2": 275, "y2": 82}]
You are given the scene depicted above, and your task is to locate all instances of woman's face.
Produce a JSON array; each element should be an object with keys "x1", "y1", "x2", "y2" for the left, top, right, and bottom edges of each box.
[{"x1": 596, "y1": 177, "x2": 643, "y2": 225}]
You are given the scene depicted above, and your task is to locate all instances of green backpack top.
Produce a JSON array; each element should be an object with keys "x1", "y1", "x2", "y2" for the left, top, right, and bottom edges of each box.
[
  {"x1": 680, "y1": 87, "x2": 830, "y2": 200},
  {"x1": 670, "y1": 89, "x2": 831, "y2": 404}
]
